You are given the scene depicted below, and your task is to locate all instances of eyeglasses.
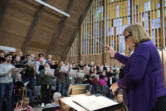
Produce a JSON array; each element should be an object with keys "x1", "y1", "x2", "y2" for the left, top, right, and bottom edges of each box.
[{"x1": 124, "y1": 34, "x2": 131, "y2": 40}]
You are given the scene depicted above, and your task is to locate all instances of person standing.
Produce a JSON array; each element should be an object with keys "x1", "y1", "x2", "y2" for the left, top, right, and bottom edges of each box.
[
  {"x1": 0, "y1": 54, "x2": 15, "y2": 111},
  {"x1": 105, "y1": 24, "x2": 166, "y2": 111},
  {"x1": 40, "y1": 63, "x2": 54, "y2": 106}
]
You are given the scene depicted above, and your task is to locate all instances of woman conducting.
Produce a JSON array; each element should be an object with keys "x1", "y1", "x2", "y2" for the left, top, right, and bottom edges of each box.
[{"x1": 105, "y1": 24, "x2": 166, "y2": 111}]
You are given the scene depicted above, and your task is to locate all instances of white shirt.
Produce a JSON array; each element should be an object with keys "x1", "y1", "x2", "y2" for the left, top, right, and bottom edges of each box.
[{"x1": 0, "y1": 63, "x2": 15, "y2": 83}]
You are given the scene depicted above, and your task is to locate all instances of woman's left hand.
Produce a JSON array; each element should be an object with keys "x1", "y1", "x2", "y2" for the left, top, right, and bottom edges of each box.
[{"x1": 110, "y1": 82, "x2": 119, "y2": 95}]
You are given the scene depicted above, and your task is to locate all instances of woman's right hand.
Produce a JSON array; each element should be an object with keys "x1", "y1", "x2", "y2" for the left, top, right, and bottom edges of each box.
[{"x1": 104, "y1": 45, "x2": 116, "y2": 57}]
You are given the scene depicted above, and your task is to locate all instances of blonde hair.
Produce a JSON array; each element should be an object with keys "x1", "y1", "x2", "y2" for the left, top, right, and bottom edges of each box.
[{"x1": 123, "y1": 24, "x2": 151, "y2": 45}]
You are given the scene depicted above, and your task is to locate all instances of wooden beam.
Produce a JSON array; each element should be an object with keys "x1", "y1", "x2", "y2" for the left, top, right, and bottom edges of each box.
[
  {"x1": 160, "y1": 0, "x2": 165, "y2": 49},
  {"x1": 102, "y1": 0, "x2": 106, "y2": 65},
  {"x1": 21, "y1": 0, "x2": 46, "y2": 54},
  {"x1": 0, "y1": 0, "x2": 10, "y2": 25},
  {"x1": 78, "y1": 25, "x2": 81, "y2": 62},
  {"x1": 130, "y1": 0, "x2": 134, "y2": 24},
  {"x1": 46, "y1": 0, "x2": 74, "y2": 55},
  {"x1": 160, "y1": 0, "x2": 166, "y2": 87},
  {"x1": 63, "y1": 0, "x2": 93, "y2": 59}
]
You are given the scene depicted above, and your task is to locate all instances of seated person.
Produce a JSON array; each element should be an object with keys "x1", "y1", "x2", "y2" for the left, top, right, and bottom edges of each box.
[
  {"x1": 45, "y1": 92, "x2": 61, "y2": 108},
  {"x1": 115, "y1": 89, "x2": 128, "y2": 111},
  {"x1": 15, "y1": 97, "x2": 34, "y2": 111},
  {"x1": 60, "y1": 102, "x2": 73, "y2": 111},
  {"x1": 115, "y1": 89, "x2": 124, "y2": 104}
]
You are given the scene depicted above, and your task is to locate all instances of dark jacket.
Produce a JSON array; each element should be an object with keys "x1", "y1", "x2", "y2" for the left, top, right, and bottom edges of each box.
[{"x1": 40, "y1": 69, "x2": 54, "y2": 85}]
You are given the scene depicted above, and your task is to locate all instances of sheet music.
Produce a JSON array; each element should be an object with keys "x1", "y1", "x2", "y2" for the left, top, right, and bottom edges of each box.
[
  {"x1": 26, "y1": 61, "x2": 36, "y2": 66},
  {"x1": 72, "y1": 95, "x2": 118, "y2": 111},
  {"x1": 69, "y1": 70, "x2": 77, "y2": 76},
  {"x1": 60, "y1": 66, "x2": 66, "y2": 72},
  {"x1": 60, "y1": 96, "x2": 87, "y2": 111},
  {"x1": 24, "y1": 81, "x2": 30, "y2": 87},
  {"x1": 77, "y1": 71, "x2": 85, "y2": 78},
  {"x1": 11, "y1": 68, "x2": 24, "y2": 74},
  {"x1": 45, "y1": 68, "x2": 55, "y2": 76}
]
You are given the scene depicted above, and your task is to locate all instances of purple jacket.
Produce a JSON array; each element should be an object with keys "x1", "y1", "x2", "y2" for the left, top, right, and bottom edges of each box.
[
  {"x1": 99, "y1": 78, "x2": 107, "y2": 86},
  {"x1": 115, "y1": 41, "x2": 166, "y2": 111}
]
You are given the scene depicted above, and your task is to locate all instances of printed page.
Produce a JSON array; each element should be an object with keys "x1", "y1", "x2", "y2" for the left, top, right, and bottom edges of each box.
[
  {"x1": 72, "y1": 95, "x2": 118, "y2": 111},
  {"x1": 45, "y1": 68, "x2": 55, "y2": 75}
]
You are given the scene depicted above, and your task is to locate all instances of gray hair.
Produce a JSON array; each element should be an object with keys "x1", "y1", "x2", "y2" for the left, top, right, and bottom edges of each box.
[{"x1": 53, "y1": 92, "x2": 61, "y2": 101}]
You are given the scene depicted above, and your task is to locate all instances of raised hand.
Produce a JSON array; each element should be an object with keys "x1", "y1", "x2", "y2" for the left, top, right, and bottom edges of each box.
[
  {"x1": 104, "y1": 45, "x2": 116, "y2": 57},
  {"x1": 110, "y1": 82, "x2": 119, "y2": 95}
]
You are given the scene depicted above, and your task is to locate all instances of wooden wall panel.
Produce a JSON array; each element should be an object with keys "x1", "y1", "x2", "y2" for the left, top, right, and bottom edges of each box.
[
  {"x1": 7, "y1": 0, "x2": 37, "y2": 22},
  {"x1": 36, "y1": 13, "x2": 61, "y2": 32},
  {"x1": 57, "y1": 26, "x2": 75, "y2": 42},
  {"x1": 0, "y1": 31, "x2": 24, "y2": 48},
  {"x1": 30, "y1": 27, "x2": 54, "y2": 44},
  {"x1": 66, "y1": 56, "x2": 79, "y2": 64},
  {"x1": 159, "y1": 50, "x2": 166, "y2": 87},
  {"x1": 30, "y1": 41, "x2": 48, "y2": 49},
  {"x1": 27, "y1": 50, "x2": 42, "y2": 56},
  {"x1": 0, "y1": 15, "x2": 30, "y2": 37},
  {"x1": 28, "y1": 47, "x2": 45, "y2": 54},
  {"x1": 47, "y1": 0, "x2": 69, "y2": 14}
]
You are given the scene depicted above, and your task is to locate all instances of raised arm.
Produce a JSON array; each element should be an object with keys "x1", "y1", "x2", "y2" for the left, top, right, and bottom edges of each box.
[
  {"x1": 104, "y1": 45, "x2": 129, "y2": 64},
  {"x1": 0, "y1": 65, "x2": 15, "y2": 77},
  {"x1": 114, "y1": 52, "x2": 129, "y2": 65},
  {"x1": 117, "y1": 44, "x2": 150, "y2": 88},
  {"x1": 118, "y1": 55, "x2": 148, "y2": 88}
]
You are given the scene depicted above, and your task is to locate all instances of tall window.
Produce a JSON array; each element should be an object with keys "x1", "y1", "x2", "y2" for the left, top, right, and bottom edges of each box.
[
  {"x1": 68, "y1": 0, "x2": 165, "y2": 57},
  {"x1": 68, "y1": 34, "x2": 79, "y2": 56},
  {"x1": 133, "y1": 0, "x2": 161, "y2": 48},
  {"x1": 81, "y1": 0, "x2": 104, "y2": 55},
  {"x1": 105, "y1": 0, "x2": 131, "y2": 53}
]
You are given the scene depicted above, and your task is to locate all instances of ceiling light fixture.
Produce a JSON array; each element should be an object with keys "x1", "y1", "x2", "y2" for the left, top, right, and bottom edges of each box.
[{"x1": 34, "y1": 0, "x2": 70, "y2": 17}]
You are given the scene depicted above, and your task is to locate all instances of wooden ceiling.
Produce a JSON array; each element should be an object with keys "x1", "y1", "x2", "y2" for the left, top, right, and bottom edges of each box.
[{"x1": 0, "y1": 0, "x2": 92, "y2": 58}]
